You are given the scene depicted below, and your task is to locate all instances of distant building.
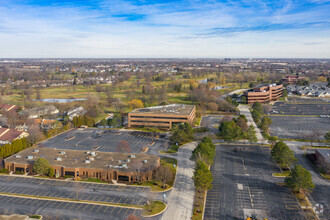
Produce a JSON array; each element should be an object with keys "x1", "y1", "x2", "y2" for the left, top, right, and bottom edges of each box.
[
  {"x1": 315, "y1": 149, "x2": 330, "y2": 174},
  {"x1": 282, "y1": 76, "x2": 305, "y2": 85},
  {"x1": 4, "y1": 148, "x2": 160, "y2": 183},
  {"x1": 287, "y1": 84, "x2": 330, "y2": 97},
  {"x1": 19, "y1": 105, "x2": 59, "y2": 119},
  {"x1": 66, "y1": 106, "x2": 87, "y2": 120},
  {"x1": 0, "y1": 128, "x2": 29, "y2": 145},
  {"x1": 128, "y1": 104, "x2": 196, "y2": 129},
  {"x1": 243, "y1": 84, "x2": 283, "y2": 104},
  {"x1": 0, "y1": 104, "x2": 18, "y2": 113}
]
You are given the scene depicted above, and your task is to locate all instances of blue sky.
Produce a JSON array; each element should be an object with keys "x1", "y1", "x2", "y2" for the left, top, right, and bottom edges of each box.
[{"x1": 0, "y1": 0, "x2": 330, "y2": 58}]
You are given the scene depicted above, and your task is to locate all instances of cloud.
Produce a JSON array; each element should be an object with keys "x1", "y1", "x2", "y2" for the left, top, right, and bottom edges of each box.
[{"x1": 0, "y1": 0, "x2": 329, "y2": 58}]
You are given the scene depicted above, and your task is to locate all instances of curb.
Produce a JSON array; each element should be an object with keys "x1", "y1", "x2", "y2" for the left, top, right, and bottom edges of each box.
[
  {"x1": 142, "y1": 201, "x2": 168, "y2": 218},
  {"x1": 0, "y1": 192, "x2": 143, "y2": 210}
]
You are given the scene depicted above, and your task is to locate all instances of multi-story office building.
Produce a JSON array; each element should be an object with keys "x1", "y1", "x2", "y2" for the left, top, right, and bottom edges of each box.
[
  {"x1": 128, "y1": 104, "x2": 196, "y2": 129},
  {"x1": 243, "y1": 84, "x2": 283, "y2": 104}
]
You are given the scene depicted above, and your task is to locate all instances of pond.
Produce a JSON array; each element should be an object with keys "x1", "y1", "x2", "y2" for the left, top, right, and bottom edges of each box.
[{"x1": 33, "y1": 98, "x2": 86, "y2": 103}]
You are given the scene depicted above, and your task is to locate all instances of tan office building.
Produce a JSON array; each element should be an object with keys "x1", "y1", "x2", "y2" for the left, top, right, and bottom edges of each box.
[
  {"x1": 244, "y1": 84, "x2": 283, "y2": 104},
  {"x1": 4, "y1": 148, "x2": 160, "y2": 183},
  {"x1": 128, "y1": 104, "x2": 196, "y2": 129}
]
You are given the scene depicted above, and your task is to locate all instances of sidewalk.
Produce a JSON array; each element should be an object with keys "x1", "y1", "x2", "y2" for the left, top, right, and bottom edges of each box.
[{"x1": 237, "y1": 105, "x2": 267, "y2": 144}]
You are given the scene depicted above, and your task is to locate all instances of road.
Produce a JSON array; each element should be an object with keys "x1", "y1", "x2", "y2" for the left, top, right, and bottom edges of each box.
[
  {"x1": 237, "y1": 105, "x2": 267, "y2": 144},
  {"x1": 162, "y1": 142, "x2": 197, "y2": 220},
  {"x1": 220, "y1": 89, "x2": 247, "y2": 99},
  {"x1": 285, "y1": 141, "x2": 330, "y2": 219}
]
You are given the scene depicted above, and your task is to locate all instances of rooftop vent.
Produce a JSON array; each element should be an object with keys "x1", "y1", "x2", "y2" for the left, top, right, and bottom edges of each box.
[
  {"x1": 85, "y1": 160, "x2": 90, "y2": 164},
  {"x1": 27, "y1": 156, "x2": 33, "y2": 160},
  {"x1": 15, "y1": 155, "x2": 22, "y2": 158},
  {"x1": 56, "y1": 157, "x2": 62, "y2": 161},
  {"x1": 33, "y1": 149, "x2": 39, "y2": 153}
]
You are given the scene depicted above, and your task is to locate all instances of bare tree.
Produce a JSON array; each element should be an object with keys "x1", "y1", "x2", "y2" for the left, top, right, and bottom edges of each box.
[
  {"x1": 27, "y1": 125, "x2": 44, "y2": 145},
  {"x1": 155, "y1": 165, "x2": 173, "y2": 189}
]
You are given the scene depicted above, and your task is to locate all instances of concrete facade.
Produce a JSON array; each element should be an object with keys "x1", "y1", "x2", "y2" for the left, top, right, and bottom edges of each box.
[
  {"x1": 128, "y1": 104, "x2": 196, "y2": 129},
  {"x1": 243, "y1": 84, "x2": 283, "y2": 104}
]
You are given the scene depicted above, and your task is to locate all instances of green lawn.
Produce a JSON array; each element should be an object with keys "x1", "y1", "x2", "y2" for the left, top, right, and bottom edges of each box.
[{"x1": 143, "y1": 201, "x2": 166, "y2": 216}]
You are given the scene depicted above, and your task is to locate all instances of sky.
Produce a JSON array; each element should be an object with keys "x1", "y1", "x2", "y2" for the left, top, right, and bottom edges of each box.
[{"x1": 0, "y1": 0, "x2": 330, "y2": 58}]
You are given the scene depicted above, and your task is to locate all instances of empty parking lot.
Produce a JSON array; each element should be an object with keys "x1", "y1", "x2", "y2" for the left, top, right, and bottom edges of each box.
[
  {"x1": 41, "y1": 128, "x2": 166, "y2": 153},
  {"x1": 269, "y1": 116, "x2": 330, "y2": 140},
  {"x1": 204, "y1": 144, "x2": 305, "y2": 220},
  {"x1": 0, "y1": 176, "x2": 149, "y2": 206},
  {"x1": 271, "y1": 100, "x2": 330, "y2": 116},
  {"x1": 0, "y1": 194, "x2": 141, "y2": 220}
]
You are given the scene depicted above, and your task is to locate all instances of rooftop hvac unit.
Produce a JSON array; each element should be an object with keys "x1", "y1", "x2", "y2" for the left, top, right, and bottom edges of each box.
[
  {"x1": 59, "y1": 151, "x2": 66, "y2": 155},
  {"x1": 56, "y1": 157, "x2": 62, "y2": 161},
  {"x1": 130, "y1": 155, "x2": 136, "y2": 158},
  {"x1": 33, "y1": 149, "x2": 39, "y2": 153},
  {"x1": 27, "y1": 156, "x2": 33, "y2": 160},
  {"x1": 122, "y1": 164, "x2": 127, "y2": 168},
  {"x1": 89, "y1": 157, "x2": 94, "y2": 161},
  {"x1": 126, "y1": 159, "x2": 130, "y2": 163},
  {"x1": 91, "y1": 152, "x2": 96, "y2": 156},
  {"x1": 85, "y1": 160, "x2": 90, "y2": 164},
  {"x1": 15, "y1": 155, "x2": 22, "y2": 158},
  {"x1": 118, "y1": 160, "x2": 122, "y2": 163},
  {"x1": 143, "y1": 160, "x2": 148, "y2": 163},
  {"x1": 86, "y1": 151, "x2": 91, "y2": 155}
]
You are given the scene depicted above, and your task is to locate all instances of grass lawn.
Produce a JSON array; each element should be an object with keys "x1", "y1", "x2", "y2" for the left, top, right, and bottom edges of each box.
[
  {"x1": 272, "y1": 170, "x2": 290, "y2": 177},
  {"x1": 192, "y1": 190, "x2": 206, "y2": 220},
  {"x1": 143, "y1": 201, "x2": 166, "y2": 216}
]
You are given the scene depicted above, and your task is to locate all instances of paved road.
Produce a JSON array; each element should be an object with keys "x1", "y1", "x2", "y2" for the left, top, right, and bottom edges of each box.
[
  {"x1": 220, "y1": 89, "x2": 247, "y2": 99},
  {"x1": 237, "y1": 105, "x2": 267, "y2": 144},
  {"x1": 285, "y1": 141, "x2": 330, "y2": 219},
  {"x1": 162, "y1": 142, "x2": 197, "y2": 220},
  {"x1": 204, "y1": 144, "x2": 305, "y2": 220}
]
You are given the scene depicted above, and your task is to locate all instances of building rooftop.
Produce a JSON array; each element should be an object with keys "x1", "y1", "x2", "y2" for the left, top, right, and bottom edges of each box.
[
  {"x1": 316, "y1": 149, "x2": 330, "y2": 163},
  {"x1": 130, "y1": 104, "x2": 195, "y2": 115},
  {"x1": 5, "y1": 147, "x2": 160, "y2": 172},
  {"x1": 0, "y1": 128, "x2": 25, "y2": 142}
]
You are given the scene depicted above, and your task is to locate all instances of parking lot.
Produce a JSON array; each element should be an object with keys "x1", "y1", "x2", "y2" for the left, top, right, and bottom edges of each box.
[
  {"x1": 269, "y1": 116, "x2": 330, "y2": 140},
  {"x1": 0, "y1": 194, "x2": 141, "y2": 220},
  {"x1": 0, "y1": 176, "x2": 149, "y2": 206},
  {"x1": 41, "y1": 129, "x2": 166, "y2": 153},
  {"x1": 204, "y1": 144, "x2": 305, "y2": 220},
  {"x1": 271, "y1": 101, "x2": 330, "y2": 116}
]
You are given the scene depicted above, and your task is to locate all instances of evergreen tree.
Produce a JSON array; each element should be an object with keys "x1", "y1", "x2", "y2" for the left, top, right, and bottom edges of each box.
[
  {"x1": 192, "y1": 160, "x2": 213, "y2": 192},
  {"x1": 285, "y1": 165, "x2": 315, "y2": 192}
]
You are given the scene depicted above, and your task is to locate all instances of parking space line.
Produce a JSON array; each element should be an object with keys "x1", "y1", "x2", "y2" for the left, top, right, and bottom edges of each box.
[
  {"x1": 56, "y1": 202, "x2": 66, "y2": 209},
  {"x1": 75, "y1": 202, "x2": 84, "y2": 210},
  {"x1": 103, "y1": 205, "x2": 111, "y2": 213},
  {"x1": 89, "y1": 205, "x2": 96, "y2": 212},
  {"x1": 110, "y1": 207, "x2": 116, "y2": 214},
  {"x1": 63, "y1": 201, "x2": 71, "y2": 209},
  {"x1": 82, "y1": 204, "x2": 90, "y2": 211}
]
